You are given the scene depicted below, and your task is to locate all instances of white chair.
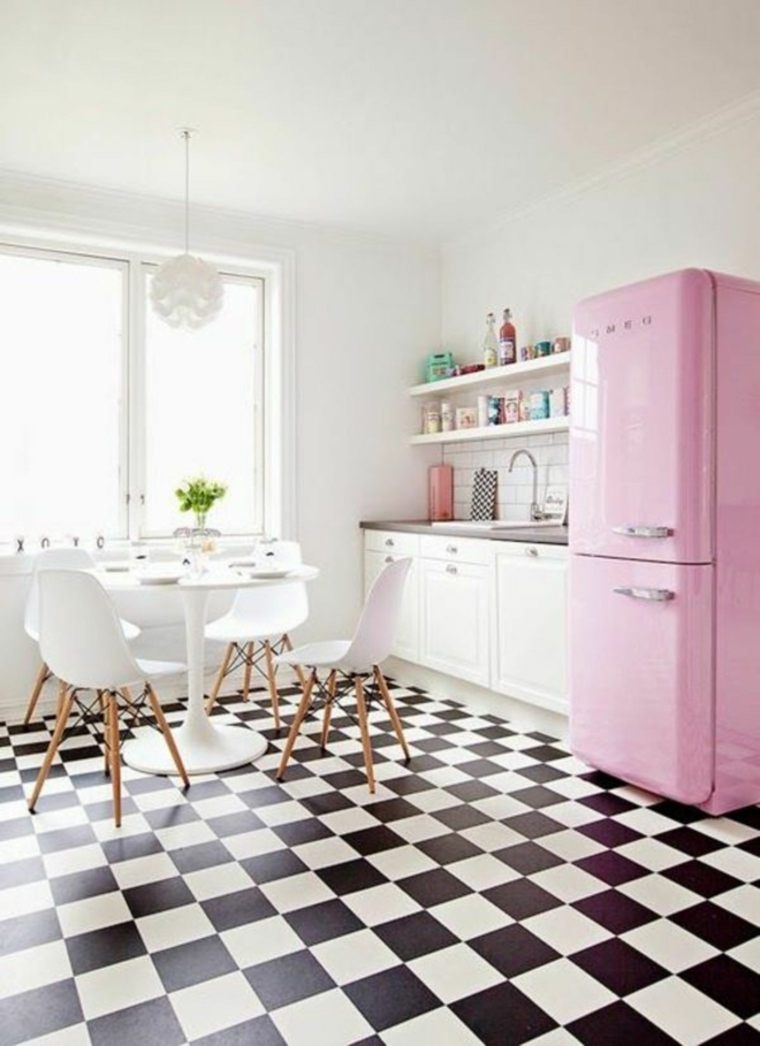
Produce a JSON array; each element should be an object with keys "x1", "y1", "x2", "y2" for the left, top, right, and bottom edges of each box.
[
  {"x1": 28, "y1": 570, "x2": 189, "y2": 827},
  {"x1": 23, "y1": 548, "x2": 140, "y2": 726},
  {"x1": 276, "y1": 557, "x2": 412, "y2": 794},
  {"x1": 205, "y1": 540, "x2": 308, "y2": 728}
]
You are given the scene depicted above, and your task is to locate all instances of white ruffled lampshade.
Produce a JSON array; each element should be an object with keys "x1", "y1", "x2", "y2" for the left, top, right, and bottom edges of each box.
[{"x1": 150, "y1": 253, "x2": 224, "y2": 330}]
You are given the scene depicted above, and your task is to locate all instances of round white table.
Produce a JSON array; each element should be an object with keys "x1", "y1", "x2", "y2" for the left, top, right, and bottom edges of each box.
[{"x1": 96, "y1": 564, "x2": 319, "y2": 776}]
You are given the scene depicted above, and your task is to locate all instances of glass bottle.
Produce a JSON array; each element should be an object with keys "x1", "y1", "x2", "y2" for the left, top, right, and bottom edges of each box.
[
  {"x1": 483, "y1": 312, "x2": 498, "y2": 368},
  {"x1": 499, "y1": 308, "x2": 517, "y2": 365}
]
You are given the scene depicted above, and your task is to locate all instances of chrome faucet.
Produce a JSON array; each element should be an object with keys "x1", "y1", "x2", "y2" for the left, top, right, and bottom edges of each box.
[{"x1": 508, "y1": 448, "x2": 543, "y2": 521}]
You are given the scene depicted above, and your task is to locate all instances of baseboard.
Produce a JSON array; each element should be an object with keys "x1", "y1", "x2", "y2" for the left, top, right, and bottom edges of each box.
[{"x1": 385, "y1": 657, "x2": 569, "y2": 743}]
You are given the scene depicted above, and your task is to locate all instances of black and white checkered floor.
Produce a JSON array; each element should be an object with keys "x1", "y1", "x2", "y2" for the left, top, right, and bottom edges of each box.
[{"x1": 1, "y1": 680, "x2": 759, "y2": 1046}]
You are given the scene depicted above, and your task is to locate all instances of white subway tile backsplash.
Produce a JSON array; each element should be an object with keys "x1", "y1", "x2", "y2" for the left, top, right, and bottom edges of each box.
[{"x1": 444, "y1": 431, "x2": 569, "y2": 520}]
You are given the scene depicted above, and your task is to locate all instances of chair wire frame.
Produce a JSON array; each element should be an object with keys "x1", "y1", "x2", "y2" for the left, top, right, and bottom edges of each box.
[{"x1": 276, "y1": 665, "x2": 411, "y2": 795}]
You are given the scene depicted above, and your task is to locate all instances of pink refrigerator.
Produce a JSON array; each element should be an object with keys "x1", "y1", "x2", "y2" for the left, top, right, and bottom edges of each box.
[{"x1": 569, "y1": 268, "x2": 760, "y2": 815}]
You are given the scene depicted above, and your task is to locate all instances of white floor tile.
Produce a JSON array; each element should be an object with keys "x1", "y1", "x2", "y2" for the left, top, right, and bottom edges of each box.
[
  {"x1": 622, "y1": 919, "x2": 719, "y2": 972},
  {"x1": 58, "y1": 891, "x2": 132, "y2": 937},
  {"x1": 381, "y1": 1006, "x2": 482, "y2": 1045},
  {"x1": 514, "y1": 957, "x2": 616, "y2": 1024},
  {"x1": 432, "y1": 894, "x2": 511, "y2": 939},
  {"x1": 628, "y1": 977, "x2": 738, "y2": 1044},
  {"x1": 343, "y1": 882, "x2": 421, "y2": 926},
  {"x1": 522, "y1": 906, "x2": 609, "y2": 955},
  {"x1": 76, "y1": 954, "x2": 164, "y2": 1020},
  {"x1": 271, "y1": 987, "x2": 373, "y2": 1046},
  {"x1": 410, "y1": 942, "x2": 502, "y2": 1003},
  {"x1": 312, "y1": 928, "x2": 398, "y2": 985},
  {"x1": 260, "y1": 871, "x2": 335, "y2": 913},
  {"x1": 136, "y1": 902, "x2": 215, "y2": 953},
  {"x1": 222, "y1": 915, "x2": 304, "y2": 969},
  {"x1": 0, "y1": 940, "x2": 72, "y2": 1000},
  {"x1": 169, "y1": 970, "x2": 264, "y2": 1040}
]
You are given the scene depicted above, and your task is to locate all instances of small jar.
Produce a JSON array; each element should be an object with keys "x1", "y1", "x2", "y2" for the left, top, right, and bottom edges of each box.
[
  {"x1": 423, "y1": 402, "x2": 442, "y2": 434},
  {"x1": 441, "y1": 401, "x2": 454, "y2": 432}
]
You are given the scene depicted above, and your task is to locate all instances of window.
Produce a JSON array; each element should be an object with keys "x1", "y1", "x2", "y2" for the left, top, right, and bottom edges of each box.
[
  {"x1": 0, "y1": 243, "x2": 268, "y2": 543},
  {"x1": 142, "y1": 271, "x2": 264, "y2": 536}
]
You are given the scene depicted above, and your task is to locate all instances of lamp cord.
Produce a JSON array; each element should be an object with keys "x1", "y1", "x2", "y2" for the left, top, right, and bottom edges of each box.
[{"x1": 183, "y1": 129, "x2": 190, "y2": 254}]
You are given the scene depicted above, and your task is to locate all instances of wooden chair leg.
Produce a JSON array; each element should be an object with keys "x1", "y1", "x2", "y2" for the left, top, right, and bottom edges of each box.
[
  {"x1": 100, "y1": 691, "x2": 110, "y2": 776},
  {"x1": 108, "y1": 692, "x2": 122, "y2": 828},
  {"x1": 242, "y1": 643, "x2": 254, "y2": 701},
  {"x1": 28, "y1": 689, "x2": 74, "y2": 811},
  {"x1": 206, "y1": 643, "x2": 234, "y2": 715},
  {"x1": 146, "y1": 685, "x2": 190, "y2": 788},
  {"x1": 282, "y1": 634, "x2": 307, "y2": 688},
  {"x1": 320, "y1": 670, "x2": 337, "y2": 749},
  {"x1": 56, "y1": 680, "x2": 67, "y2": 720},
  {"x1": 374, "y1": 667, "x2": 411, "y2": 760},
  {"x1": 263, "y1": 640, "x2": 282, "y2": 730},
  {"x1": 277, "y1": 670, "x2": 317, "y2": 780},
  {"x1": 354, "y1": 676, "x2": 376, "y2": 794},
  {"x1": 23, "y1": 663, "x2": 50, "y2": 726}
]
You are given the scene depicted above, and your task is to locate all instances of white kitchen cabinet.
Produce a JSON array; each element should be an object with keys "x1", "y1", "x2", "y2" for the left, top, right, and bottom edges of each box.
[
  {"x1": 492, "y1": 543, "x2": 568, "y2": 712},
  {"x1": 364, "y1": 548, "x2": 420, "y2": 662},
  {"x1": 362, "y1": 527, "x2": 568, "y2": 715},
  {"x1": 419, "y1": 558, "x2": 490, "y2": 686}
]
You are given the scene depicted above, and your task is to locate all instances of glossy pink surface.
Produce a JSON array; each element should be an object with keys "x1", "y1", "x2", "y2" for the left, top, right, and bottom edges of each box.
[
  {"x1": 570, "y1": 555, "x2": 714, "y2": 804},
  {"x1": 708, "y1": 275, "x2": 760, "y2": 814},
  {"x1": 570, "y1": 268, "x2": 760, "y2": 813},
  {"x1": 570, "y1": 269, "x2": 714, "y2": 564}
]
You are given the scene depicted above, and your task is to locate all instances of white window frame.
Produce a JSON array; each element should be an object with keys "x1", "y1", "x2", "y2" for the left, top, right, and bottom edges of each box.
[{"x1": 0, "y1": 234, "x2": 295, "y2": 544}]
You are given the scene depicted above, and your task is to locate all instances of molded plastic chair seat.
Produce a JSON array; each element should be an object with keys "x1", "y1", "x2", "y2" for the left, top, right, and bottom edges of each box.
[
  {"x1": 205, "y1": 541, "x2": 310, "y2": 726},
  {"x1": 277, "y1": 640, "x2": 351, "y2": 670},
  {"x1": 28, "y1": 569, "x2": 189, "y2": 827},
  {"x1": 205, "y1": 609, "x2": 296, "y2": 644},
  {"x1": 23, "y1": 548, "x2": 140, "y2": 726},
  {"x1": 25, "y1": 615, "x2": 140, "y2": 645},
  {"x1": 276, "y1": 558, "x2": 412, "y2": 794}
]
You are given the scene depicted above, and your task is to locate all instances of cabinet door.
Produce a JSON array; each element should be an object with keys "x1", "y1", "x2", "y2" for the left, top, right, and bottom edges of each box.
[
  {"x1": 494, "y1": 546, "x2": 568, "y2": 711},
  {"x1": 364, "y1": 551, "x2": 419, "y2": 662},
  {"x1": 419, "y1": 559, "x2": 490, "y2": 686}
]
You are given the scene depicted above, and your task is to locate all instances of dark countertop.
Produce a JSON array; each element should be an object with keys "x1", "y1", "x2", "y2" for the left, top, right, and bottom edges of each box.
[{"x1": 360, "y1": 520, "x2": 568, "y2": 545}]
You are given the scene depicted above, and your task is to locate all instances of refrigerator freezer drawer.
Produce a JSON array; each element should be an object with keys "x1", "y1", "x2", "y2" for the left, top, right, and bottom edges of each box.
[{"x1": 570, "y1": 555, "x2": 713, "y2": 804}]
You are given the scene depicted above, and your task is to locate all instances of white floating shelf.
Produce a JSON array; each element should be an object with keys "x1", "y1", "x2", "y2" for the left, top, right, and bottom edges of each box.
[
  {"x1": 408, "y1": 352, "x2": 571, "y2": 398},
  {"x1": 410, "y1": 416, "x2": 570, "y2": 445}
]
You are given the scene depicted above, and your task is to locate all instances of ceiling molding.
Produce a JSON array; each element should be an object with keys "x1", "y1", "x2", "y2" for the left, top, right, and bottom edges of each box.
[
  {"x1": 0, "y1": 166, "x2": 439, "y2": 258},
  {"x1": 446, "y1": 88, "x2": 760, "y2": 249}
]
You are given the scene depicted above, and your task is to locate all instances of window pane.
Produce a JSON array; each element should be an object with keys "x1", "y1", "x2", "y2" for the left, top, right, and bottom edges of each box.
[
  {"x1": 143, "y1": 273, "x2": 263, "y2": 535},
  {"x1": 0, "y1": 249, "x2": 124, "y2": 542}
]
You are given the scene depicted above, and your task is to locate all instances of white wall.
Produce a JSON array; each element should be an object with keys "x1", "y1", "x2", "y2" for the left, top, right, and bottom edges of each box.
[
  {"x1": 0, "y1": 173, "x2": 440, "y2": 716},
  {"x1": 442, "y1": 109, "x2": 760, "y2": 353},
  {"x1": 439, "y1": 108, "x2": 760, "y2": 523}
]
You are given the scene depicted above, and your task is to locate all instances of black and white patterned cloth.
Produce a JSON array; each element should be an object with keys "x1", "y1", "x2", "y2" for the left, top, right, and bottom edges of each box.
[
  {"x1": 0, "y1": 680, "x2": 759, "y2": 1045},
  {"x1": 470, "y1": 468, "x2": 498, "y2": 521}
]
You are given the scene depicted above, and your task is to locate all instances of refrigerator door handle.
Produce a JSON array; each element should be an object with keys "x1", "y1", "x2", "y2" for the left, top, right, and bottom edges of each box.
[
  {"x1": 613, "y1": 586, "x2": 676, "y2": 602},
  {"x1": 612, "y1": 525, "x2": 673, "y2": 538}
]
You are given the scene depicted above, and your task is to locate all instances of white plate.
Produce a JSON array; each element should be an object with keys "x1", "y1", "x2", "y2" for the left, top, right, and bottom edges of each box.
[
  {"x1": 136, "y1": 569, "x2": 184, "y2": 585},
  {"x1": 238, "y1": 567, "x2": 292, "y2": 580}
]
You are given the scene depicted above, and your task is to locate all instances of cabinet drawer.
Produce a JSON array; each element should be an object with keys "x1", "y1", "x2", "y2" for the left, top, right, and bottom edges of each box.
[
  {"x1": 364, "y1": 530, "x2": 419, "y2": 556},
  {"x1": 420, "y1": 534, "x2": 492, "y2": 565},
  {"x1": 494, "y1": 541, "x2": 568, "y2": 562}
]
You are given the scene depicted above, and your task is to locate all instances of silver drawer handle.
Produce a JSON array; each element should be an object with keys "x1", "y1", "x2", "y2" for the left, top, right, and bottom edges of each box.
[
  {"x1": 446, "y1": 564, "x2": 458, "y2": 575},
  {"x1": 613, "y1": 525, "x2": 673, "y2": 539},
  {"x1": 525, "y1": 546, "x2": 539, "y2": 557},
  {"x1": 614, "y1": 586, "x2": 675, "y2": 602},
  {"x1": 384, "y1": 537, "x2": 395, "y2": 547},
  {"x1": 384, "y1": 555, "x2": 394, "y2": 564},
  {"x1": 446, "y1": 544, "x2": 458, "y2": 554}
]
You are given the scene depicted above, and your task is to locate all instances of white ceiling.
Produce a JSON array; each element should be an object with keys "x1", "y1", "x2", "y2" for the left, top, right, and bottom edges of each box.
[{"x1": 2, "y1": 0, "x2": 760, "y2": 242}]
